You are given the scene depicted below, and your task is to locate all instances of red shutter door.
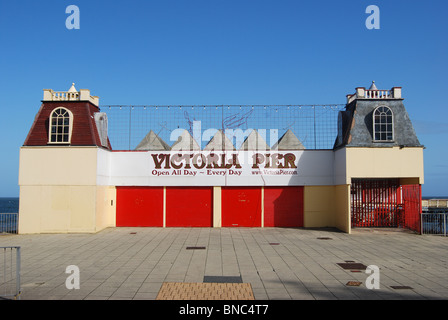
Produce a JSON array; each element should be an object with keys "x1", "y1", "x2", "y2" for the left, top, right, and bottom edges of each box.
[
  {"x1": 264, "y1": 186, "x2": 304, "y2": 227},
  {"x1": 222, "y1": 187, "x2": 262, "y2": 227},
  {"x1": 166, "y1": 187, "x2": 213, "y2": 227},
  {"x1": 116, "y1": 187, "x2": 163, "y2": 227}
]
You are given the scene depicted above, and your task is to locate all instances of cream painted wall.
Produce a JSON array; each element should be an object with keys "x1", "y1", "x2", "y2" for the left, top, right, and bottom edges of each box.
[
  {"x1": 213, "y1": 186, "x2": 222, "y2": 227},
  {"x1": 304, "y1": 186, "x2": 335, "y2": 228},
  {"x1": 19, "y1": 185, "x2": 97, "y2": 233},
  {"x1": 18, "y1": 147, "x2": 116, "y2": 234},
  {"x1": 334, "y1": 185, "x2": 350, "y2": 233},
  {"x1": 95, "y1": 186, "x2": 116, "y2": 232},
  {"x1": 19, "y1": 184, "x2": 116, "y2": 234},
  {"x1": 303, "y1": 185, "x2": 351, "y2": 233},
  {"x1": 19, "y1": 147, "x2": 98, "y2": 186},
  {"x1": 345, "y1": 147, "x2": 424, "y2": 184}
]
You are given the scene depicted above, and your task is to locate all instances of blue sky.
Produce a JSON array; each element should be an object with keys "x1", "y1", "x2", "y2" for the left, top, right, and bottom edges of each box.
[{"x1": 0, "y1": 0, "x2": 447, "y2": 197}]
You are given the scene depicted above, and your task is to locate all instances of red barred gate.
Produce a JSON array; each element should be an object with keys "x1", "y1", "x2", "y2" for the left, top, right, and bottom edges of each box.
[
  {"x1": 351, "y1": 179, "x2": 421, "y2": 233},
  {"x1": 351, "y1": 179, "x2": 400, "y2": 228},
  {"x1": 402, "y1": 184, "x2": 422, "y2": 233}
]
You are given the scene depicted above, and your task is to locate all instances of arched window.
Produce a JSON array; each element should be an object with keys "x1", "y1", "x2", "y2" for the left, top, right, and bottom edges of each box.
[
  {"x1": 373, "y1": 106, "x2": 393, "y2": 141},
  {"x1": 49, "y1": 107, "x2": 73, "y2": 143}
]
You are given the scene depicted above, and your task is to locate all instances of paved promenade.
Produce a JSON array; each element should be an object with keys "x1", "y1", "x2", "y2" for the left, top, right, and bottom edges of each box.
[{"x1": 1, "y1": 227, "x2": 447, "y2": 300}]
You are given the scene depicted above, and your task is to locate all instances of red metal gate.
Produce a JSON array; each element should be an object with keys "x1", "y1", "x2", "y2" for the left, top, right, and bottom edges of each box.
[
  {"x1": 402, "y1": 184, "x2": 421, "y2": 233},
  {"x1": 351, "y1": 179, "x2": 400, "y2": 227},
  {"x1": 351, "y1": 179, "x2": 422, "y2": 232}
]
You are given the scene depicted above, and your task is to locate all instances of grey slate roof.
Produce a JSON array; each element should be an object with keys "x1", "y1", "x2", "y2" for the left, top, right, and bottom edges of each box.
[
  {"x1": 334, "y1": 98, "x2": 422, "y2": 149},
  {"x1": 239, "y1": 130, "x2": 270, "y2": 151},
  {"x1": 135, "y1": 130, "x2": 171, "y2": 151},
  {"x1": 171, "y1": 130, "x2": 201, "y2": 151},
  {"x1": 272, "y1": 129, "x2": 305, "y2": 150},
  {"x1": 204, "y1": 130, "x2": 235, "y2": 151}
]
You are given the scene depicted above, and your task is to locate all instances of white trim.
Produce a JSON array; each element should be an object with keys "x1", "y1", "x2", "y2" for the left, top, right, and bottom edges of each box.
[
  {"x1": 261, "y1": 186, "x2": 264, "y2": 228},
  {"x1": 372, "y1": 105, "x2": 394, "y2": 142},
  {"x1": 48, "y1": 107, "x2": 74, "y2": 144}
]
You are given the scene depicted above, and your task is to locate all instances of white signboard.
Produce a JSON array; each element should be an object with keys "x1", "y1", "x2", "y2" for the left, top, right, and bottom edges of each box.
[{"x1": 105, "y1": 150, "x2": 334, "y2": 186}]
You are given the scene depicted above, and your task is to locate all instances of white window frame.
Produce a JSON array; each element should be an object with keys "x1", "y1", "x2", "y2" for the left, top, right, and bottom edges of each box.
[
  {"x1": 373, "y1": 106, "x2": 394, "y2": 142},
  {"x1": 48, "y1": 107, "x2": 74, "y2": 144}
]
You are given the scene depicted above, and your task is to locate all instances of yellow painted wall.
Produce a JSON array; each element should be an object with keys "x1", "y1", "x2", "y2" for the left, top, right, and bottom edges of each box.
[
  {"x1": 19, "y1": 185, "x2": 97, "y2": 233},
  {"x1": 18, "y1": 147, "x2": 115, "y2": 234},
  {"x1": 304, "y1": 186, "x2": 335, "y2": 228},
  {"x1": 213, "y1": 186, "x2": 222, "y2": 227},
  {"x1": 19, "y1": 147, "x2": 98, "y2": 186},
  {"x1": 19, "y1": 185, "x2": 116, "y2": 234},
  {"x1": 345, "y1": 147, "x2": 424, "y2": 184},
  {"x1": 334, "y1": 185, "x2": 350, "y2": 233},
  {"x1": 303, "y1": 185, "x2": 351, "y2": 233},
  {"x1": 95, "y1": 186, "x2": 116, "y2": 232}
]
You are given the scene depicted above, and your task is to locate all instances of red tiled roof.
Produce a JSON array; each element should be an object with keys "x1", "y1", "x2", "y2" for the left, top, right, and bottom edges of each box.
[{"x1": 23, "y1": 101, "x2": 112, "y2": 149}]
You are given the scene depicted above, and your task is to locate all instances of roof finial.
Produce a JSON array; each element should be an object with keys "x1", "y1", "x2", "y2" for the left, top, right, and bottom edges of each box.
[
  {"x1": 369, "y1": 81, "x2": 378, "y2": 90},
  {"x1": 68, "y1": 82, "x2": 77, "y2": 92}
]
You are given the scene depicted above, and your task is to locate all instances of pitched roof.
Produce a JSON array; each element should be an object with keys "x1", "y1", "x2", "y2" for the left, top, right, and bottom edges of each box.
[
  {"x1": 171, "y1": 130, "x2": 201, "y2": 151},
  {"x1": 334, "y1": 99, "x2": 422, "y2": 149},
  {"x1": 23, "y1": 100, "x2": 112, "y2": 150},
  {"x1": 135, "y1": 130, "x2": 171, "y2": 151},
  {"x1": 239, "y1": 130, "x2": 270, "y2": 151},
  {"x1": 271, "y1": 129, "x2": 305, "y2": 150},
  {"x1": 203, "y1": 130, "x2": 235, "y2": 151}
]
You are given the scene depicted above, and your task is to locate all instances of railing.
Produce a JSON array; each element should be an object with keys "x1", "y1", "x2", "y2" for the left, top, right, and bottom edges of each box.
[
  {"x1": 422, "y1": 199, "x2": 448, "y2": 208},
  {"x1": 0, "y1": 247, "x2": 21, "y2": 300},
  {"x1": 421, "y1": 212, "x2": 447, "y2": 236},
  {"x1": 365, "y1": 90, "x2": 392, "y2": 99},
  {"x1": 0, "y1": 213, "x2": 18, "y2": 234},
  {"x1": 51, "y1": 91, "x2": 79, "y2": 101}
]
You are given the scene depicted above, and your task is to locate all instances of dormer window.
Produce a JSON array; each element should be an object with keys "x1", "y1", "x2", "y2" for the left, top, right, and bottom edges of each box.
[
  {"x1": 373, "y1": 106, "x2": 394, "y2": 141},
  {"x1": 49, "y1": 107, "x2": 73, "y2": 143}
]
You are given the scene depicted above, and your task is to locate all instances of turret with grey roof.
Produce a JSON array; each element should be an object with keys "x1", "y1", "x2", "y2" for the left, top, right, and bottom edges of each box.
[{"x1": 334, "y1": 82, "x2": 422, "y2": 149}]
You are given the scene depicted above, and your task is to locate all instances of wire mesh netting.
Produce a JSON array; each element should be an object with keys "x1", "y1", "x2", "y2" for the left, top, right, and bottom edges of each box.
[{"x1": 102, "y1": 104, "x2": 345, "y2": 151}]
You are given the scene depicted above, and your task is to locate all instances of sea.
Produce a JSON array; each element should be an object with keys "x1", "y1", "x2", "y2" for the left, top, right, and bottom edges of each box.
[
  {"x1": 0, "y1": 197, "x2": 19, "y2": 213},
  {"x1": 0, "y1": 197, "x2": 19, "y2": 233},
  {"x1": 423, "y1": 196, "x2": 448, "y2": 200}
]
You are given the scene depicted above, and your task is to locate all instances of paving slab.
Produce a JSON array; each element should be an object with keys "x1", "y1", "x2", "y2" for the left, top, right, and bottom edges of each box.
[{"x1": 0, "y1": 227, "x2": 447, "y2": 300}]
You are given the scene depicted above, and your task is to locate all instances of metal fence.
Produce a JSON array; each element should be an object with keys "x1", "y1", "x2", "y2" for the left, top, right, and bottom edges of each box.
[
  {"x1": 0, "y1": 246, "x2": 21, "y2": 300},
  {"x1": 0, "y1": 213, "x2": 18, "y2": 234},
  {"x1": 102, "y1": 104, "x2": 345, "y2": 151},
  {"x1": 421, "y1": 212, "x2": 447, "y2": 236}
]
